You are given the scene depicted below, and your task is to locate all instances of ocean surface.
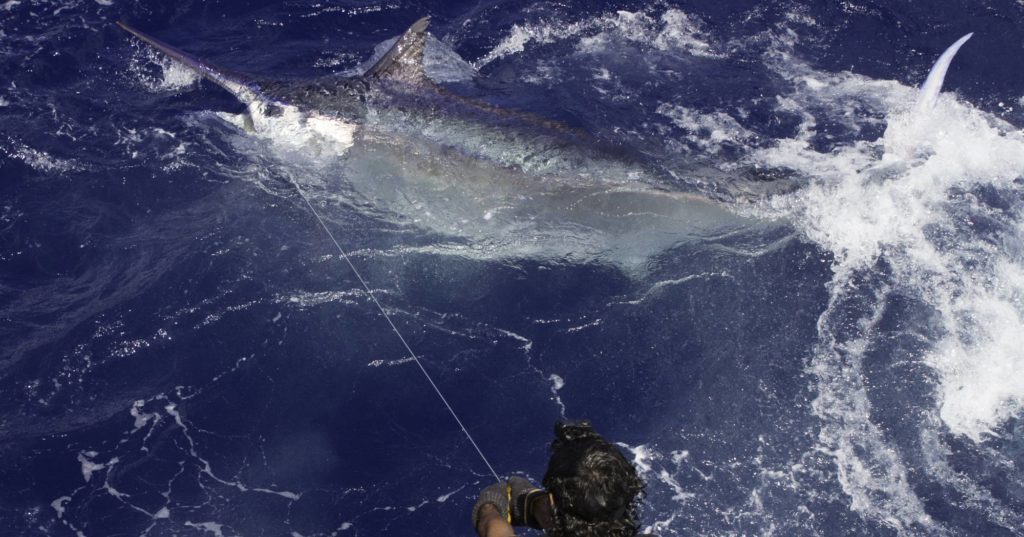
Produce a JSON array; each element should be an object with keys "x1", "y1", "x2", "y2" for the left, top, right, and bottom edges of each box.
[{"x1": 3, "y1": 1, "x2": 1024, "y2": 536}]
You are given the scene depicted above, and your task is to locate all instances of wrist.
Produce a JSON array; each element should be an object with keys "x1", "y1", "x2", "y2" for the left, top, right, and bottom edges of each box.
[
  {"x1": 476, "y1": 503, "x2": 501, "y2": 533},
  {"x1": 529, "y1": 492, "x2": 555, "y2": 530}
]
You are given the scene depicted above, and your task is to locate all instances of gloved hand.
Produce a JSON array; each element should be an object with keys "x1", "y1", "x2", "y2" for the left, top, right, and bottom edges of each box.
[
  {"x1": 472, "y1": 481, "x2": 510, "y2": 530},
  {"x1": 509, "y1": 475, "x2": 546, "y2": 528}
]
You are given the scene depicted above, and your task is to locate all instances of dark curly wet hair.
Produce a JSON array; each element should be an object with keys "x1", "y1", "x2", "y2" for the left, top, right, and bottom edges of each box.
[{"x1": 542, "y1": 421, "x2": 646, "y2": 537}]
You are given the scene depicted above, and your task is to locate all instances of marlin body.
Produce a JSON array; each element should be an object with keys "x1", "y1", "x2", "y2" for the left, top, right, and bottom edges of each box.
[{"x1": 118, "y1": 18, "x2": 755, "y2": 269}]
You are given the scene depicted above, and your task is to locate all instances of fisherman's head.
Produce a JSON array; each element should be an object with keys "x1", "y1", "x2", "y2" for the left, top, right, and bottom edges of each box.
[{"x1": 542, "y1": 421, "x2": 645, "y2": 537}]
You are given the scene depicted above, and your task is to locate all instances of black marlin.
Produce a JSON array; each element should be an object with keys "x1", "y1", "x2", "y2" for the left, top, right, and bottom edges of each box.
[{"x1": 118, "y1": 17, "x2": 757, "y2": 269}]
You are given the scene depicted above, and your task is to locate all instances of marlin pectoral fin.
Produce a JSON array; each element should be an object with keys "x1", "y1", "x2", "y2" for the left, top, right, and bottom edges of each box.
[
  {"x1": 117, "y1": 21, "x2": 260, "y2": 104},
  {"x1": 363, "y1": 16, "x2": 432, "y2": 85}
]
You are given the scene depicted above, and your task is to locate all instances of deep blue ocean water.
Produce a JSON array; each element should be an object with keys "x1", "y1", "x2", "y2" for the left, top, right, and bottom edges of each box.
[{"x1": 3, "y1": 1, "x2": 1024, "y2": 536}]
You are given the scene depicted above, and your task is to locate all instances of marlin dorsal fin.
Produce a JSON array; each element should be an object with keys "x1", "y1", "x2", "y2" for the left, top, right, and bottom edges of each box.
[{"x1": 364, "y1": 16, "x2": 431, "y2": 85}]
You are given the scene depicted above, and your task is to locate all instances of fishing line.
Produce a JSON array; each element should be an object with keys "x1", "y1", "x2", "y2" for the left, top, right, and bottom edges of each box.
[{"x1": 288, "y1": 178, "x2": 502, "y2": 484}]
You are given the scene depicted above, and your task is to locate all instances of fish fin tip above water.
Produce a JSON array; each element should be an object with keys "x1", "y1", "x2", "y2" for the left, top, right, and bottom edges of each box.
[
  {"x1": 915, "y1": 32, "x2": 973, "y2": 112},
  {"x1": 363, "y1": 16, "x2": 432, "y2": 85}
]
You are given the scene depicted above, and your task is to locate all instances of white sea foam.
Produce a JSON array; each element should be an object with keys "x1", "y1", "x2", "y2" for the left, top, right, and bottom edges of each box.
[
  {"x1": 620, "y1": 443, "x2": 654, "y2": 474},
  {"x1": 436, "y1": 484, "x2": 465, "y2": 502},
  {"x1": 578, "y1": 10, "x2": 717, "y2": 58},
  {"x1": 657, "y1": 103, "x2": 754, "y2": 154},
  {"x1": 51, "y1": 496, "x2": 70, "y2": 517},
  {"x1": 749, "y1": 25, "x2": 1024, "y2": 442},
  {"x1": 131, "y1": 47, "x2": 200, "y2": 92},
  {"x1": 77, "y1": 451, "x2": 105, "y2": 482},
  {"x1": 156, "y1": 61, "x2": 199, "y2": 91},
  {"x1": 474, "y1": 20, "x2": 588, "y2": 68},
  {"x1": 618, "y1": 443, "x2": 695, "y2": 506},
  {"x1": 130, "y1": 399, "x2": 157, "y2": 431},
  {"x1": 218, "y1": 101, "x2": 358, "y2": 160},
  {"x1": 475, "y1": 8, "x2": 717, "y2": 68},
  {"x1": 185, "y1": 521, "x2": 226, "y2": 537},
  {"x1": 4, "y1": 139, "x2": 81, "y2": 172},
  {"x1": 738, "y1": 27, "x2": 1024, "y2": 531},
  {"x1": 758, "y1": 91, "x2": 1024, "y2": 442}
]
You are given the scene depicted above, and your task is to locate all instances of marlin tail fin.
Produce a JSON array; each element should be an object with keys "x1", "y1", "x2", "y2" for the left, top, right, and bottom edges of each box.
[{"x1": 915, "y1": 33, "x2": 973, "y2": 113}]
